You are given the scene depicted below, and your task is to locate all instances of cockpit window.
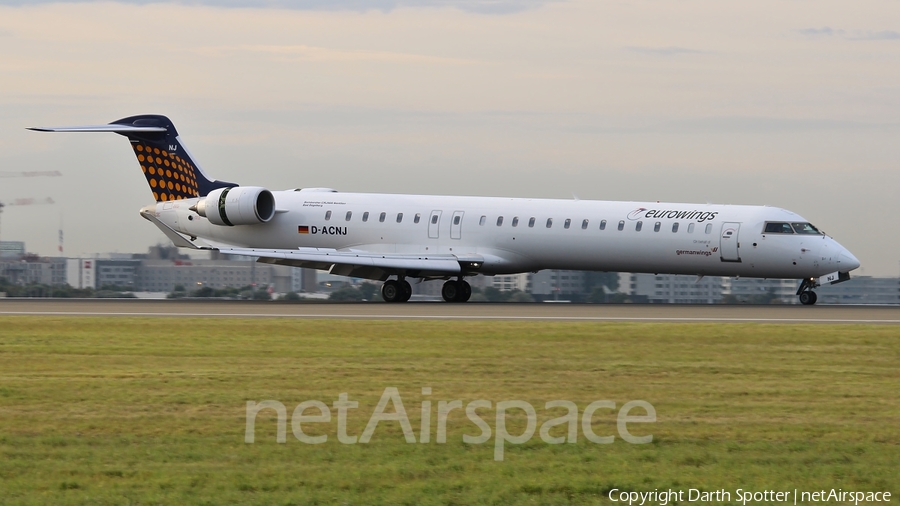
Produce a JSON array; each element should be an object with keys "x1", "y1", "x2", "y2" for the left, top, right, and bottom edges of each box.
[
  {"x1": 791, "y1": 222, "x2": 822, "y2": 235},
  {"x1": 764, "y1": 222, "x2": 794, "y2": 234}
]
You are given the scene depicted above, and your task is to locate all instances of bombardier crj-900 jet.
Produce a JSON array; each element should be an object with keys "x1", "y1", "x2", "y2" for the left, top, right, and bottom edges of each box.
[{"x1": 31, "y1": 115, "x2": 860, "y2": 304}]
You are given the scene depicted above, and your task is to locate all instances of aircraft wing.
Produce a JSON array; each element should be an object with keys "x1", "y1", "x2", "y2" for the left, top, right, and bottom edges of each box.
[
  {"x1": 219, "y1": 246, "x2": 465, "y2": 280},
  {"x1": 142, "y1": 209, "x2": 476, "y2": 280}
]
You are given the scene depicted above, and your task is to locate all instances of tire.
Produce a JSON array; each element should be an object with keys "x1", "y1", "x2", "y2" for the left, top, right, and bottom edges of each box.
[
  {"x1": 399, "y1": 280, "x2": 412, "y2": 302},
  {"x1": 441, "y1": 281, "x2": 460, "y2": 302},
  {"x1": 382, "y1": 280, "x2": 401, "y2": 302},
  {"x1": 460, "y1": 280, "x2": 472, "y2": 302},
  {"x1": 799, "y1": 291, "x2": 815, "y2": 305}
]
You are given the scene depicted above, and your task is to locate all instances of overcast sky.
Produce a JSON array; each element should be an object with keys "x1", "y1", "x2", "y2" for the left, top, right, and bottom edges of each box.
[{"x1": 1, "y1": 0, "x2": 898, "y2": 275}]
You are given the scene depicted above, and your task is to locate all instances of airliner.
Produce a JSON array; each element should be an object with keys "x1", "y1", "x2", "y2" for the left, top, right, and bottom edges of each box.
[{"x1": 30, "y1": 115, "x2": 860, "y2": 304}]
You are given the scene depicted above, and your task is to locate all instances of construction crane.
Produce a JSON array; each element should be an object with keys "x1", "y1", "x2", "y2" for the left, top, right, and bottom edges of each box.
[
  {"x1": 0, "y1": 197, "x2": 57, "y2": 253},
  {"x1": 1, "y1": 171, "x2": 63, "y2": 255},
  {"x1": 4, "y1": 197, "x2": 55, "y2": 206},
  {"x1": 0, "y1": 171, "x2": 62, "y2": 178}
]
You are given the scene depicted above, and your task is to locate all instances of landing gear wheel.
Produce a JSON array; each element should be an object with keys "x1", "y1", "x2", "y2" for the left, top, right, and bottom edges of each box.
[
  {"x1": 442, "y1": 280, "x2": 471, "y2": 302},
  {"x1": 382, "y1": 280, "x2": 402, "y2": 303},
  {"x1": 799, "y1": 291, "x2": 817, "y2": 305},
  {"x1": 399, "y1": 280, "x2": 412, "y2": 302},
  {"x1": 442, "y1": 281, "x2": 461, "y2": 302},
  {"x1": 459, "y1": 281, "x2": 471, "y2": 302}
]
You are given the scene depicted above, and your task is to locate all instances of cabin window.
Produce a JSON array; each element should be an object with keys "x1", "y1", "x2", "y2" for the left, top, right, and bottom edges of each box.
[
  {"x1": 396, "y1": 213, "x2": 403, "y2": 223},
  {"x1": 600, "y1": 220, "x2": 607, "y2": 230},
  {"x1": 635, "y1": 221, "x2": 643, "y2": 232},
  {"x1": 512, "y1": 217, "x2": 519, "y2": 227},
  {"x1": 687, "y1": 223, "x2": 694, "y2": 233},
  {"x1": 582, "y1": 219, "x2": 589, "y2": 230},
  {"x1": 380, "y1": 212, "x2": 386, "y2": 223},
  {"x1": 362, "y1": 212, "x2": 369, "y2": 222},
  {"x1": 672, "y1": 222, "x2": 679, "y2": 233},
  {"x1": 792, "y1": 222, "x2": 822, "y2": 235},
  {"x1": 345, "y1": 211, "x2": 352, "y2": 221},
  {"x1": 546, "y1": 218, "x2": 553, "y2": 228},
  {"x1": 653, "y1": 222, "x2": 661, "y2": 232},
  {"x1": 431, "y1": 215, "x2": 438, "y2": 225},
  {"x1": 705, "y1": 223, "x2": 712, "y2": 234},
  {"x1": 764, "y1": 222, "x2": 794, "y2": 234},
  {"x1": 564, "y1": 219, "x2": 571, "y2": 229},
  {"x1": 497, "y1": 216, "x2": 504, "y2": 226},
  {"x1": 414, "y1": 213, "x2": 421, "y2": 224},
  {"x1": 617, "y1": 220, "x2": 625, "y2": 231},
  {"x1": 454, "y1": 216, "x2": 461, "y2": 225},
  {"x1": 479, "y1": 216, "x2": 486, "y2": 226},
  {"x1": 529, "y1": 217, "x2": 536, "y2": 228},
  {"x1": 325, "y1": 210, "x2": 332, "y2": 221}
]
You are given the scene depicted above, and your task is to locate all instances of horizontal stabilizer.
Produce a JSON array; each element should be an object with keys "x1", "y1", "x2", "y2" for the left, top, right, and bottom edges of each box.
[{"x1": 28, "y1": 125, "x2": 167, "y2": 133}]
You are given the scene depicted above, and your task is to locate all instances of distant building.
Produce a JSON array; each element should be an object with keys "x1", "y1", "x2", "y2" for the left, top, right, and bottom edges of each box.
[
  {"x1": 531, "y1": 270, "x2": 587, "y2": 299},
  {"x1": 0, "y1": 256, "x2": 67, "y2": 286},
  {"x1": 0, "y1": 241, "x2": 25, "y2": 259},
  {"x1": 725, "y1": 278, "x2": 799, "y2": 304},
  {"x1": 66, "y1": 259, "x2": 96, "y2": 289},
  {"x1": 96, "y1": 259, "x2": 141, "y2": 289},
  {"x1": 136, "y1": 259, "x2": 284, "y2": 292},
  {"x1": 490, "y1": 273, "x2": 531, "y2": 292},
  {"x1": 815, "y1": 276, "x2": 900, "y2": 305},
  {"x1": 620, "y1": 273, "x2": 725, "y2": 304},
  {"x1": 67, "y1": 258, "x2": 141, "y2": 290}
]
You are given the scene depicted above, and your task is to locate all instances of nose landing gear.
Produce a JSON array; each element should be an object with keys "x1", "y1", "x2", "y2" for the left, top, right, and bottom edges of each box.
[
  {"x1": 798, "y1": 291, "x2": 818, "y2": 305},
  {"x1": 797, "y1": 278, "x2": 819, "y2": 305}
]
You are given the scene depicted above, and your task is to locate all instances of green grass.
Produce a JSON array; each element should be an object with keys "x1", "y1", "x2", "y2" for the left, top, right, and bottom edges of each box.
[{"x1": 0, "y1": 317, "x2": 898, "y2": 505}]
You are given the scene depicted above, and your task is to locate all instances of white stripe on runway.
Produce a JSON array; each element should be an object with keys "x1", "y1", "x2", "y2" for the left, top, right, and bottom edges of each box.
[{"x1": 1, "y1": 311, "x2": 899, "y2": 323}]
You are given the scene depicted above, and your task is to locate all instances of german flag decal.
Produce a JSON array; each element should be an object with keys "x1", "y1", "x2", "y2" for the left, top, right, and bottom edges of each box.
[{"x1": 298, "y1": 225, "x2": 310, "y2": 234}]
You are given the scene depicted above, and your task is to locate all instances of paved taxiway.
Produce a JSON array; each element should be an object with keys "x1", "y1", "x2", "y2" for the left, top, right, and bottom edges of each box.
[{"x1": 0, "y1": 299, "x2": 899, "y2": 323}]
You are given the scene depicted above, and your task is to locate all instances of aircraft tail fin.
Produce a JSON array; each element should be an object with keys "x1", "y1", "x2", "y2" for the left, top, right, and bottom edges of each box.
[{"x1": 29, "y1": 115, "x2": 237, "y2": 202}]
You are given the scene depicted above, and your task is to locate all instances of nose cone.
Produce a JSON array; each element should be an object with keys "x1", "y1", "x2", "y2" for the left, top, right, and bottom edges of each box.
[{"x1": 839, "y1": 249, "x2": 861, "y2": 272}]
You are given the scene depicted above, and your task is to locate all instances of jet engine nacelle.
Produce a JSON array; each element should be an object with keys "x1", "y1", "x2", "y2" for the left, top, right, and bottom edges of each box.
[{"x1": 194, "y1": 186, "x2": 276, "y2": 226}]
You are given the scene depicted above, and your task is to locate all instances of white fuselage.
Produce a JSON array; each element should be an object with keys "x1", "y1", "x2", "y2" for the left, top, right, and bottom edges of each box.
[{"x1": 153, "y1": 189, "x2": 859, "y2": 281}]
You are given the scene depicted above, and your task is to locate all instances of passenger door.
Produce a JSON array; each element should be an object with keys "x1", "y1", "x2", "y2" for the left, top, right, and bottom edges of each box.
[{"x1": 720, "y1": 222, "x2": 741, "y2": 262}]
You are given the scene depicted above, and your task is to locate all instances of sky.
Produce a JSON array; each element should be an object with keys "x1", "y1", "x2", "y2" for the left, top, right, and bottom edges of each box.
[{"x1": 1, "y1": 0, "x2": 898, "y2": 275}]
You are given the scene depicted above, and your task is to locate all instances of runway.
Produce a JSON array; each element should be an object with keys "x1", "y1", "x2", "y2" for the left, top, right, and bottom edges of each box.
[{"x1": 1, "y1": 299, "x2": 899, "y2": 323}]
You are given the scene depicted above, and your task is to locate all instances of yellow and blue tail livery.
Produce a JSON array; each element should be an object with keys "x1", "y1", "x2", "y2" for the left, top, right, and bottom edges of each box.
[{"x1": 29, "y1": 115, "x2": 236, "y2": 202}]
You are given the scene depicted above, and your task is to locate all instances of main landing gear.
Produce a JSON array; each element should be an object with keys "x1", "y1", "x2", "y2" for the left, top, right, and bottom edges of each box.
[
  {"x1": 797, "y1": 278, "x2": 819, "y2": 306},
  {"x1": 381, "y1": 278, "x2": 412, "y2": 303},
  {"x1": 441, "y1": 279, "x2": 471, "y2": 303},
  {"x1": 380, "y1": 277, "x2": 472, "y2": 303}
]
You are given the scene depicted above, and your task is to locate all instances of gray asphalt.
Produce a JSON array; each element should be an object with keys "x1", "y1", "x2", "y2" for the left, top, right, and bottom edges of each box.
[{"x1": 1, "y1": 298, "x2": 899, "y2": 323}]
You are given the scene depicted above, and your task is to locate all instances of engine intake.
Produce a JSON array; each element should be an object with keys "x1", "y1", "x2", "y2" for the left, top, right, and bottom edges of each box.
[{"x1": 194, "y1": 186, "x2": 276, "y2": 226}]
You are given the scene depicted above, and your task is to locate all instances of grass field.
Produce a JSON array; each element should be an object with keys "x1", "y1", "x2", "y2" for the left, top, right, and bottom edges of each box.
[{"x1": 0, "y1": 316, "x2": 898, "y2": 505}]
